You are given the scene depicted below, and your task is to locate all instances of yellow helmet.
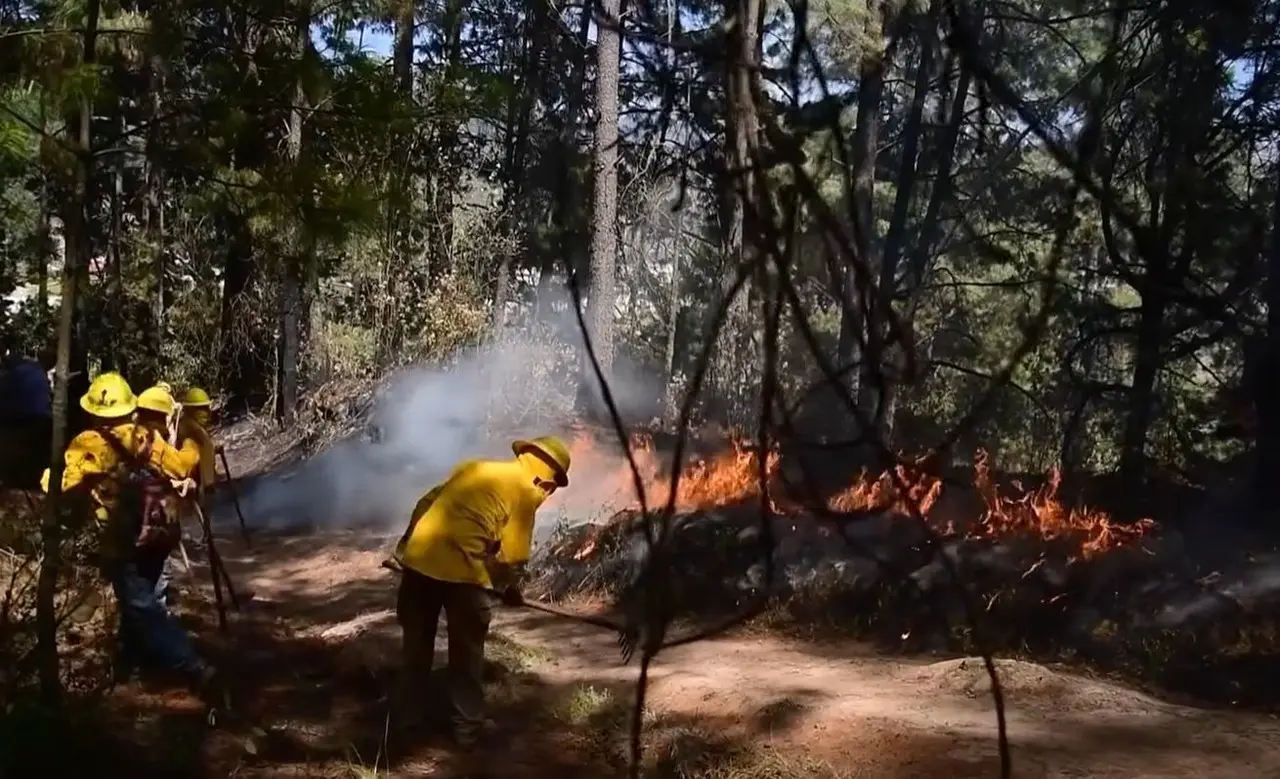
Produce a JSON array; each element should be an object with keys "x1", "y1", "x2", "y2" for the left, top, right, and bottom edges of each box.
[
  {"x1": 181, "y1": 387, "x2": 212, "y2": 408},
  {"x1": 79, "y1": 372, "x2": 137, "y2": 419},
  {"x1": 136, "y1": 385, "x2": 176, "y2": 416},
  {"x1": 512, "y1": 435, "x2": 571, "y2": 487}
]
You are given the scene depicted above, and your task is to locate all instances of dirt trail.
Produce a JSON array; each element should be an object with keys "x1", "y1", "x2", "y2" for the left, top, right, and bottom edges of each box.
[{"x1": 212, "y1": 531, "x2": 1280, "y2": 778}]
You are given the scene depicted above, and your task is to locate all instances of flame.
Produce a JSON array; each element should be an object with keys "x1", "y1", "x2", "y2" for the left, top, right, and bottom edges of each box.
[
  {"x1": 556, "y1": 430, "x2": 1151, "y2": 561},
  {"x1": 562, "y1": 427, "x2": 781, "y2": 512},
  {"x1": 828, "y1": 458, "x2": 944, "y2": 518},
  {"x1": 969, "y1": 449, "x2": 1154, "y2": 560}
]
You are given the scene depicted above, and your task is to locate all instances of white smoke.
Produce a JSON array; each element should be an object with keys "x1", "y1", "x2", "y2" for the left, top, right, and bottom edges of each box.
[{"x1": 219, "y1": 310, "x2": 667, "y2": 543}]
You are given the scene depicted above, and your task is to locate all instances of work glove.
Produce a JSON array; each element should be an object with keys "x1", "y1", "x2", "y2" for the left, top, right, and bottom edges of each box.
[
  {"x1": 498, "y1": 585, "x2": 524, "y2": 607},
  {"x1": 171, "y1": 477, "x2": 197, "y2": 498}
]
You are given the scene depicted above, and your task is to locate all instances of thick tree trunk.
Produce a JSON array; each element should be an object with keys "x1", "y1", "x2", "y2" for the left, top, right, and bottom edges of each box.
[
  {"x1": 276, "y1": 0, "x2": 313, "y2": 425},
  {"x1": 1117, "y1": 293, "x2": 1165, "y2": 512},
  {"x1": 580, "y1": 0, "x2": 622, "y2": 412},
  {"x1": 711, "y1": 0, "x2": 764, "y2": 428},
  {"x1": 1254, "y1": 163, "x2": 1280, "y2": 507}
]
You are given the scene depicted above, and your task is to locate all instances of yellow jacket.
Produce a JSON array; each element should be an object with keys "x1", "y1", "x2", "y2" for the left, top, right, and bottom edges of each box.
[
  {"x1": 395, "y1": 458, "x2": 550, "y2": 588},
  {"x1": 41, "y1": 422, "x2": 197, "y2": 521},
  {"x1": 177, "y1": 418, "x2": 217, "y2": 494}
]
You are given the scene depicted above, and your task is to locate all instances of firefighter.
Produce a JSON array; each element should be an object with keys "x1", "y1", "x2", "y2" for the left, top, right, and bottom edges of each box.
[
  {"x1": 135, "y1": 383, "x2": 201, "y2": 608},
  {"x1": 389, "y1": 435, "x2": 571, "y2": 747},
  {"x1": 177, "y1": 386, "x2": 218, "y2": 497},
  {"x1": 41, "y1": 372, "x2": 222, "y2": 703}
]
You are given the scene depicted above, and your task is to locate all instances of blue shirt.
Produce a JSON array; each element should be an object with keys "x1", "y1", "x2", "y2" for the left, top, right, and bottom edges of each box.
[{"x1": 0, "y1": 359, "x2": 51, "y2": 419}]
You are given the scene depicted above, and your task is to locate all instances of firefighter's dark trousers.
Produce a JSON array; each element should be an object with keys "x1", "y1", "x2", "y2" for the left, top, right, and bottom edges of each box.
[
  {"x1": 395, "y1": 568, "x2": 492, "y2": 739},
  {"x1": 112, "y1": 552, "x2": 207, "y2": 682}
]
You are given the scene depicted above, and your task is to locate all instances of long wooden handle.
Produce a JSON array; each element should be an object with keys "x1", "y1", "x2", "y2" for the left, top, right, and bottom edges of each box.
[{"x1": 379, "y1": 558, "x2": 623, "y2": 631}]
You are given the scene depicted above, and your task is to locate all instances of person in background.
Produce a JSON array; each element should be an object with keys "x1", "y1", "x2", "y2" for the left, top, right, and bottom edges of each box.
[
  {"x1": 42, "y1": 372, "x2": 222, "y2": 707},
  {"x1": 177, "y1": 387, "x2": 218, "y2": 497},
  {"x1": 389, "y1": 435, "x2": 571, "y2": 748},
  {"x1": 0, "y1": 347, "x2": 53, "y2": 489}
]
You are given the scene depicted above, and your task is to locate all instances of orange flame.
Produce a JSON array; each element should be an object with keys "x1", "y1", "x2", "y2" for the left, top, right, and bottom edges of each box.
[
  {"x1": 557, "y1": 431, "x2": 1151, "y2": 561},
  {"x1": 969, "y1": 449, "x2": 1154, "y2": 560}
]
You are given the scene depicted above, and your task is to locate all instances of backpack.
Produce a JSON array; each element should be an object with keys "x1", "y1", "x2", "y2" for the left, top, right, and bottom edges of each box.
[{"x1": 100, "y1": 427, "x2": 180, "y2": 558}]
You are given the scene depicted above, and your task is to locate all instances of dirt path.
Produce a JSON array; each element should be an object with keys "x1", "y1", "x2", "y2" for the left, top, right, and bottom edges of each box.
[{"x1": 197, "y1": 530, "x2": 1280, "y2": 778}]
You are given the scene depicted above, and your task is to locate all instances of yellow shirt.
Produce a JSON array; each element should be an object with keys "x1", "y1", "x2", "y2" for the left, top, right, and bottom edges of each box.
[
  {"x1": 396, "y1": 458, "x2": 548, "y2": 588},
  {"x1": 177, "y1": 419, "x2": 217, "y2": 493},
  {"x1": 40, "y1": 421, "x2": 196, "y2": 521}
]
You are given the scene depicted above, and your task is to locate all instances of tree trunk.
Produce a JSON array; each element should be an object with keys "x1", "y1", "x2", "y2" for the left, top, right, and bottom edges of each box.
[
  {"x1": 492, "y1": 0, "x2": 550, "y2": 337},
  {"x1": 662, "y1": 208, "x2": 684, "y2": 422},
  {"x1": 712, "y1": 0, "x2": 764, "y2": 428},
  {"x1": 378, "y1": 0, "x2": 416, "y2": 367},
  {"x1": 1254, "y1": 162, "x2": 1280, "y2": 506},
  {"x1": 833, "y1": 40, "x2": 888, "y2": 436},
  {"x1": 427, "y1": 0, "x2": 466, "y2": 282},
  {"x1": 869, "y1": 6, "x2": 936, "y2": 443},
  {"x1": 906, "y1": 61, "x2": 970, "y2": 308},
  {"x1": 1117, "y1": 293, "x2": 1165, "y2": 512},
  {"x1": 146, "y1": 50, "x2": 167, "y2": 367},
  {"x1": 276, "y1": 0, "x2": 313, "y2": 425},
  {"x1": 39, "y1": 0, "x2": 101, "y2": 703},
  {"x1": 35, "y1": 97, "x2": 50, "y2": 318},
  {"x1": 536, "y1": 0, "x2": 593, "y2": 315},
  {"x1": 580, "y1": 0, "x2": 622, "y2": 413},
  {"x1": 218, "y1": 215, "x2": 261, "y2": 413},
  {"x1": 104, "y1": 113, "x2": 126, "y2": 374}
]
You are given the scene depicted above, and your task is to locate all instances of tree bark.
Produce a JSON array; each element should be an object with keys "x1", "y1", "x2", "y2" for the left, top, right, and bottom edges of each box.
[
  {"x1": 712, "y1": 0, "x2": 764, "y2": 428},
  {"x1": 868, "y1": 6, "x2": 937, "y2": 443},
  {"x1": 1253, "y1": 162, "x2": 1280, "y2": 505},
  {"x1": 536, "y1": 0, "x2": 594, "y2": 315},
  {"x1": 833, "y1": 35, "x2": 889, "y2": 436},
  {"x1": 580, "y1": 0, "x2": 622, "y2": 412},
  {"x1": 39, "y1": 0, "x2": 101, "y2": 704},
  {"x1": 1117, "y1": 293, "x2": 1165, "y2": 506},
  {"x1": 276, "y1": 0, "x2": 313, "y2": 425}
]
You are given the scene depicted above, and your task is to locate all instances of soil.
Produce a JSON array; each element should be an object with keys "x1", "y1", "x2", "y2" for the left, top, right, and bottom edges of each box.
[{"x1": 56, "y1": 527, "x2": 1275, "y2": 779}]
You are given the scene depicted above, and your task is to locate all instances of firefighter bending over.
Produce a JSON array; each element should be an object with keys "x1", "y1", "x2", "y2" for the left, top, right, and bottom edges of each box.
[
  {"x1": 41, "y1": 372, "x2": 222, "y2": 703},
  {"x1": 390, "y1": 435, "x2": 571, "y2": 747}
]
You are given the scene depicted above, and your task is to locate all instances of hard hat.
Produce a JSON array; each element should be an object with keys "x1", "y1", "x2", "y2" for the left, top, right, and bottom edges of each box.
[
  {"x1": 136, "y1": 385, "x2": 176, "y2": 416},
  {"x1": 181, "y1": 387, "x2": 212, "y2": 408},
  {"x1": 79, "y1": 372, "x2": 137, "y2": 419},
  {"x1": 512, "y1": 435, "x2": 571, "y2": 487}
]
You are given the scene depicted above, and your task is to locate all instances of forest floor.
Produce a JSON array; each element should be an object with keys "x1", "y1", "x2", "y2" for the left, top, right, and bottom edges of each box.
[
  {"x1": 54, "y1": 527, "x2": 1278, "y2": 779},
  {"x1": 10, "y1": 415, "x2": 1278, "y2": 778}
]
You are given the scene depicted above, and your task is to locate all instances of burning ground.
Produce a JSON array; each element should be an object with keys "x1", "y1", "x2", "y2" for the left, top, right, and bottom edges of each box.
[
  {"x1": 11, "y1": 421, "x2": 1280, "y2": 778},
  {"x1": 532, "y1": 429, "x2": 1280, "y2": 708}
]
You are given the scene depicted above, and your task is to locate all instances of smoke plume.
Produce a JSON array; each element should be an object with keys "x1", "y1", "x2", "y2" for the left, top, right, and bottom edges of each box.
[{"x1": 219, "y1": 317, "x2": 665, "y2": 544}]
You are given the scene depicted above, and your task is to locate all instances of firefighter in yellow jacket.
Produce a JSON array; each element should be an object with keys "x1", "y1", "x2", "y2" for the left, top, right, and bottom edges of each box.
[
  {"x1": 42, "y1": 372, "x2": 220, "y2": 700},
  {"x1": 135, "y1": 383, "x2": 200, "y2": 609},
  {"x1": 390, "y1": 435, "x2": 571, "y2": 747},
  {"x1": 176, "y1": 386, "x2": 218, "y2": 496}
]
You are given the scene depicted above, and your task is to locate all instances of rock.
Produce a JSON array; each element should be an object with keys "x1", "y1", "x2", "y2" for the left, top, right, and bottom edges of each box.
[{"x1": 910, "y1": 559, "x2": 950, "y2": 591}]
